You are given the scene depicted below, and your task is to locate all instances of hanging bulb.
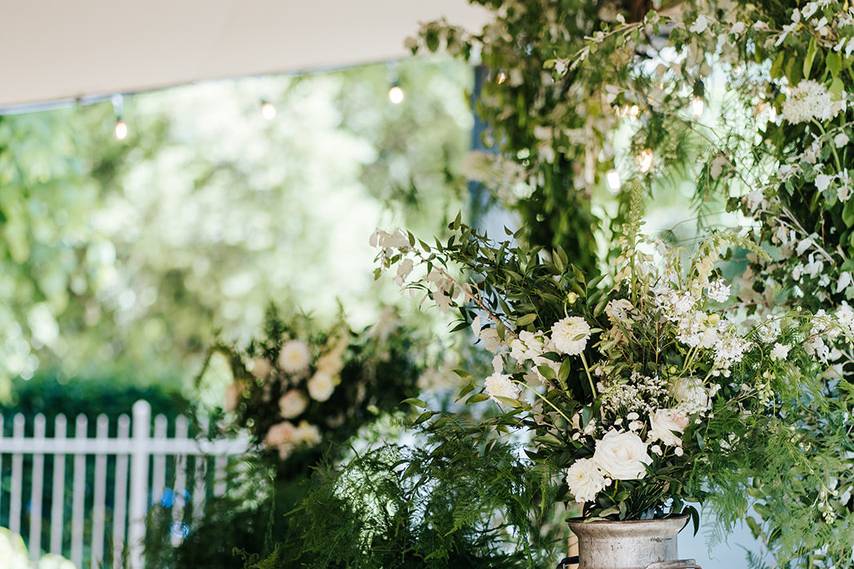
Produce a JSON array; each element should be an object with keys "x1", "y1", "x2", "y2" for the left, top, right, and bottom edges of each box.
[
  {"x1": 260, "y1": 100, "x2": 277, "y2": 120},
  {"x1": 388, "y1": 84, "x2": 405, "y2": 105},
  {"x1": 690, "y1": 96, "x2": 705, "y2": 118},
  {"x1": 606, "y1": 170, "x2": 621, "y2": 192},
  {"x1": 114, "y1": 118, "x2": 128, "y2": 141},
  {"x1": 636, "y1": 149, "x2": 654, "y2": 173}
]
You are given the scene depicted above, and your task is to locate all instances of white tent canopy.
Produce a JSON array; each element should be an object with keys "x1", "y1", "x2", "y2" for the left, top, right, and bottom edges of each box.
[{"x1": 0, "y1": 0, "x2": 487, "y2": 110}]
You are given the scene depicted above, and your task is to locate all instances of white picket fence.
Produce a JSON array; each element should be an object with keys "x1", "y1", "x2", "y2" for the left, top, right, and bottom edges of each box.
[{"x1": 0, "y1": 400, "x2": 249, "y2": 569}]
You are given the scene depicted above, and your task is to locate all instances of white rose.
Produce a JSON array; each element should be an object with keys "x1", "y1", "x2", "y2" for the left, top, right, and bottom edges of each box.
[
  {"x1": 484, "y1": 372, "x2": 520, "y2": 402},
  {"x1": 223, "y1": 382, "x2": 242, "y2": 412},
  {"x1": 278, "y1": 340, "x2": 312, "y2": 374},
  {"x1": 647, "y1": 409, "x2": 690, "y2": 447},
  {"x1": 565, "y1": 458, "x2": 608, "y2": 503},
  {"x1": 250, "y1": 357, "x2": 272, "y2": 379},
  {"x1": 550, "y1": 316, "x2": 591, "y2": 355},
  {"x1": 264, "y1": 421, "x2": 297, "y2": 459},
  {"x1": 671, "y1": 377, "x2": 711, "y2": 415},
  {"x1": 278, "y1": 389, "x2": 308, "y2": 419},
  {"x1": 307, "y1": 371, "x2": 336, "y2": 402},
  {"x1": 592, "y1": 430, "x2": 652, "y2": 480}
]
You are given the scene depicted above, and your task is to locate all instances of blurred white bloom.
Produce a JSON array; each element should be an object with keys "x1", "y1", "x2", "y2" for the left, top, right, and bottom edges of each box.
[
  {"x1": 801, "y1": 2, "x2": 818, "y2": 19},
  {"x1": 250, "y1": 357, "x2": 272, "y2": 379},
  {"x1": 369, "y1": 228, "x2": 409, "y2": 253},
  {"x1": 605, "y1": 299, "x2": 634, "y2": 325},
  {"x1": 815, "y1": 174, "x2": 833, "y2": 192},
  {"x1": 648, "y1": 409, "x2": 689, "y2": 447},
  {"x1": 263, "y1": 420, "x2": 321, "y2": 460},
  {"x1": 38, "y1": 554, "x2": 76, "y2": 569},
  {"x1": 565, "y1": 458, "x2": 608, "y2": 503},
  {"x1": 484, "y1": 371, "x2": 520, "y2": 402},
  {"x1": 782, "y1": 80, "x2": 845, "y2": 124},
  {"x1": 307, "y1": 371, "x2": 336, "y2": 402},
  {"x1": 834, "y1": 132, "x2": 849, "y2": 148},
  {"x1": 706, "y1": 280, "x2": 731, "y2": 303},
  {"x1": 592, "y1": 429, "x2": 652, "y2": 480},
  {"x1": 551, "y1": 317, "x2": 591, "y2": 355},
  {"x1": 0, "y1": 528, "x2": 28, "y2": 569},
  {"x1": 471, "y1": 316, "x2": 503, "y2": 352},
  {"x1": 836, "y1": 272, "x2": 851, "y2": 294},
  {"x1": 509, "y1": 330, "x2": 548, "y2": 363},
  {"x1": 730, "y1": 21, "x2": 746, "y2": 35},
  {"x1": 279, "y1": 389, "x2": 309, "y2": 418},
  {"x1": 671, "y1": 377, "x2": 712, "y2": 415},
  {"x1": 278, "y1": 340, "x2": 311, "y2": 374},
  {"x1": 689, "y1": 14, "x2": 712, "y2": 33},
  {"x1": 770, "y1": 343, "x2": 791, "y2": 361}
]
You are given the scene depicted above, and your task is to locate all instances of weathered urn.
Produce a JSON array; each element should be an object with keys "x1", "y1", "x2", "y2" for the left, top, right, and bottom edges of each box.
[{"x1": 568, "y1": 515, "x2": 701, "y2": 569}]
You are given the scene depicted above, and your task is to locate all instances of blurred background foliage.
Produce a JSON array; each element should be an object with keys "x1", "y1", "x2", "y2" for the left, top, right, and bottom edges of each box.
[{"x1": 0, "y1": 58, "x2": 472, "y2": 399}]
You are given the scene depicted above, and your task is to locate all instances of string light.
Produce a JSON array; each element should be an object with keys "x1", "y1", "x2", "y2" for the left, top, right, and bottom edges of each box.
[
  {"x1": 260, "y1": 100, "x2": 277, "y2": 120},
  {"x1": 606, "y1": 170, "x2": 621, "y2": 192},
  {"x1": 114, "y1": 118, "x2": 128, "y2": 141},
  {"x1": 388, "y1": 83, "x2": 405, "y2": 105},
  {"x1": 636, "y1": 148, "x2": 654, "y2": 173},
  {"x1": 690, "y1": 96, "x2": 705, "y2": 118}
]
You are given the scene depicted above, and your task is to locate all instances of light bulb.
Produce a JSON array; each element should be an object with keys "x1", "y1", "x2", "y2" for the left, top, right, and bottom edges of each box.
[
  {"x1": 690, "y1": 96, "x2": 705, "y2": 118},
  {"x1": 260, "y1": 100, "x2": 277, "y2": 120},
  {"x1": 388, "y1": 85, "x2": 405, "y2": 105},
  {"x1": 114, "y1": 119, "x2": 128, "y2": 141},
  {"x1": 606, "y1": 170, "x2": 621, "y2": 192},
  {"x1": 636, "y1": 149, "x2": 654, "y2": 173}
]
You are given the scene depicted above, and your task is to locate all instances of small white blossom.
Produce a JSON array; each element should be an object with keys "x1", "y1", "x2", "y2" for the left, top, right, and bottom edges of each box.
[
  {"x1": 648, "y1": 409, "x2": 690, "y2": 447},
  {"x1": 484, "y1": 372, "x2": 520, "y2": 402},
  {"x1": 706, "y1": 280, "x2": 731, "y2": 303},
  {"x1": 815, "y1": 173, "x2": 833, "y2": 192},
  {"x1": 278, "y1": 340, "x2": 312, "y2": 374},
  {"x1": 782, "y1": 80, "x2": 846, "y2": 124},
  {"x1": 834, "y1": 132, "x2": 849, "y2": 148},
  {"x1": 551, "y1": 316, "x2": 592, "y2": 355},
  {"x1": 770, "y1": 343, "x2": 791, "y2": 361},
  {"x1": 565, "y1": 459, "x2": 608, "y2": 503},
  {"x1": 689, "y1": 14, "x2": 712, "y2": 34},
  {"x1": 307, "y1": 371, "x2": 336, "y2": 402},
  {"x1": 279, "y1": 389, "x2": 308, "y2": 418}
]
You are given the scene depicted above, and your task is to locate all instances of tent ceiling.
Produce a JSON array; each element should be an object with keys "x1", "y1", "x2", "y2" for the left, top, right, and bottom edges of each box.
[{"x1": 0, "y1": 0, "x2": 487, "y2": 110}]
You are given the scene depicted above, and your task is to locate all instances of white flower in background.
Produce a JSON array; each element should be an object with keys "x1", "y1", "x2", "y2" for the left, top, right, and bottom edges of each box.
[
  {"x1": 472, "y1": 316, "x2": 503, "y2": 352},
  {"x1": 369, "y1": 228, "x2": 409, "y2": 253},
  {"x1": 592, "y1": 430, "x2": 652, "y2": 480},
  {"x1": 307, "y1": 371, "x2": 336, "y2": 402},
  {"x1": 551, "y1": 316, "x2": 592, "y2": 355},
  {"x1": 834, "y1": 132, "x2": 849, "y2": 148},
  {"x1": 0, "y1": 528, "x2": 29, "y2": 569},
  {"x1": 565, "y1": 458, "x2": 608, "y2": 503},
  {"x1": 293, "y1": 421, "x2": 321, "y2": 446},
  {"x1": 278, "y1": 340, "x2": 311, "y2": 374},
  {"x1": 837, "y1": 272, "x2": 852, "y2": 294},
  {"x1": 689, "y1": 14, "x2": 712, "y2": 33},
  {"x1": 395, "y1": 258, "x2": 415, "y2": 285},
  {"x1": 836, "y1": 302, "x2": 854, "y2": 335},
  {"x1": 801, "y1": 1, "x2": 818, "y2": 19},
  {"x1": 509, "y1": 330, "x2": 547, "y2": 362},
  {"x1": 605, "y1": 299, "x2": 634, "y2": 325},
  {"x1": 706, "y1": 280, "x2": 731, "y2": 303},
  {"x1": 648, "y1": 409, "x2": 690, "y2": 447},
  {"x1": 264, "y1": 421, "x2": 297, "y2": 459},
  {"x1": 782, "y1": 80, "x2": 845, "y2": 124},
  {"x1": 38, "y1": 554, "x2": 76, "y2": 569},
  {"x1": 815, "y1": 173, "x2": 833, "y2": 192},
  {"x1": 671, "y1": 377, "x2": 711, "y2": 415},
  {"x1": 224, "y1": 382, "x2": 242, "y2": 412},
  {"x1": 251, "y1": 357, "x2": 272, "y2": 379},
  {"x1": 770, "y1": 343, "x2": 791, "y2": 361},
  {"x1": 316, "y1": 334, "x2": 348, "y2": 376},
  {"x1": 713, "y1": 333, "x2": 752, "y2": 369},
  {"x1": 484, "y1": 367, "x2": 521, "y2": 403},
  {"x1": 757, "y1": 319, "x2": 782, "y2": 343},
  {"x1": 279, "y1": 389, "x2": 309, "y2": 418},
  {"x1": 730, "y1": 21, "x2": 746, "y2": 35}
]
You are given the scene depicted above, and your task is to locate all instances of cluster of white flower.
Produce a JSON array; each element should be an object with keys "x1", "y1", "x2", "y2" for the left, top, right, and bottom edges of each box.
[
  {"x1": 565, "y1": 430, "x2": 652, "y2": 503},
  {"x1": 263, "y1": 420, "x2": 321, "y2": 460},
  {"x1": 461, "y1": 151, "x2": 534, "y2": 205},
  {"x1": 781, "y1": 80, "x2": 846, "y2": 124},
  {"x1": 597, "y1": 372, "x2": 670, "y2": 415}
]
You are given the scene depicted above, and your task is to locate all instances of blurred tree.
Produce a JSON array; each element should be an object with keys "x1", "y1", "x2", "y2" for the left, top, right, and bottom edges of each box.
[{"x1": 0, "y1": 58, "x2": 472, "y2": 395}]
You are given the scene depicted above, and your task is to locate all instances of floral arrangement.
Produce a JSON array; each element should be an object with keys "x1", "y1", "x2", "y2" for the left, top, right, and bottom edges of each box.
[
  {"x1": 373, "y1": 214, "x2": 852, "y2": 558},
  {"x1": 214, "y1": 305, "x2": 424, "y2": 470}
]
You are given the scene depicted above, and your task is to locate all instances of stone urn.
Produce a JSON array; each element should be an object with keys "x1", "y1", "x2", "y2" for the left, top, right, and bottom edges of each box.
[{"x1": 564, "y1": 516, "x2": 701, "y2": 569}]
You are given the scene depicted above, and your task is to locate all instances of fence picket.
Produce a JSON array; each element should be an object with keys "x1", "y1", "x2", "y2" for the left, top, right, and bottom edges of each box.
[
  {"x1": 71, "y1": 414, "x2": 88, "y2": 568},
  {"x1": 151, "y1": 415, "x2": 168, "y2": 503},
  {"x1": 10, "y1": 413, "x2": 25, "y2": 535},
  {"x1": 0, "y1": 401, "x2": 248, "y2": 569},
  {"x1": 29, "y1": 414, "x2": 46, "y2": 559},
  {"x1": 91, "y1": 415, "x2": 109, "y2": 568},
  {"x1": 112, "y1": 414, "x2": 131, "y2": 569},
  {"x1": 50, "y1": 414, "x2": 67, "y2": 555},
  {"x1": 170, "y1": 415, "x2": 189, "y2": 547}
]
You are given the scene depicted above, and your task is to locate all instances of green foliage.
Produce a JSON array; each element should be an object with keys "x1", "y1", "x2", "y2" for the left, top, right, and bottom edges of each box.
[{"x1": 250, "y1": 416, "x2": 566, "y2": 569}]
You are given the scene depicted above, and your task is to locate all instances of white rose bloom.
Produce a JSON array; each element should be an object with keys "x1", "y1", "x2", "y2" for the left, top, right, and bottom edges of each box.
[
  {"x1": 593, "y1": 430, "x2": 652, "y2": 480},
  {"x1": 770, "y1": 342, "x2": 791, "y2": 361},
  {"x1": 278, "y1": 340, "x2": 312, "y2": 374},
  {"x1": 484, "y1": 372, "x2": 521, "y2": 402},
  {"x1": 565, "y1": 458, "x2": 608, "y2": 503},
  {"x1": 264, "y1": 421, "x2": 297, "y2": 459},
  {"x1": 307, "y1": 371, "x2": 336, "y2": 402},
  {"x1": 648, "y1": 409, "x2": 690, "y2": 447},
  {"x1": 251, "y1": 357, "x2": 272, "y2": 379},
  {"x1": 671, "y1": 377, "x2": 711, "y2": 414},
  {"x1": 551, "y1": 316, "x2": 591, "y2": 355},
  {"x1": 278, "y1": 389, "x2": 309, "y2": 419}
]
